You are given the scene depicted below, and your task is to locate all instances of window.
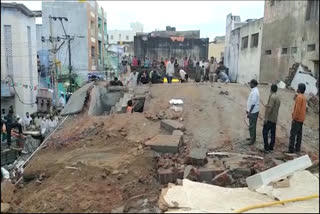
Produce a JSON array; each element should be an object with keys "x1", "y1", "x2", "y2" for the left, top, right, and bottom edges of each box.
[
  {"x1": 110, "y1": 35, "x2": 113, "y2": 40},
  {"x1": 91, "y1": 46, "x2": 95, "y2": 57},
  {"x1": 291, "y1": 47, "x2": 297, "y2": 54},
  {"x1": 241, "y1": 36, "x2": 248, "y2": 49},
  {"x1": 307, "y1": 44, "x2": 316, "y2": 52},
  {"x1": 126, "y1": 35, "x2": 129, "y2": 40},
  {"x1": 119, "y1": 34, "x2": 121, "y2": 40},
  {"x1": 281, "y1": 48, "x2": 288, "y2": 54},
  {"x1": 265, "y1": 50, "x2": 272, "y2": 55},
  {"x1": 4, "y1": 25, "x2": 13, "y2": 76},
  {"x1": 250, "y1": 33, "x2": 259, "y2": 48},
  {"x1": 306, "y1": 0, "x2": 319, "y2": 21}
]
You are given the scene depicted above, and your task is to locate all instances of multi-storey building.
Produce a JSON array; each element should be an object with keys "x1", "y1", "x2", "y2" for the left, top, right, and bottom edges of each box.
[
  {"x1": 41, "y1": 1, "x2": 108, "y2": 86},
  {"x1": 107, "y1": 22, "x2": 143, "y2": 45},
  {"x1": 1, "y1": 3, "x2": 40, "y2": 116}
]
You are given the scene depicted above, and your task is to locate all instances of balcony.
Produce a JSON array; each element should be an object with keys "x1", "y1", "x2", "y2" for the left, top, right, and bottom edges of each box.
[{"x1": 1, "y1": 83, "x2": 15, "y2": 97}]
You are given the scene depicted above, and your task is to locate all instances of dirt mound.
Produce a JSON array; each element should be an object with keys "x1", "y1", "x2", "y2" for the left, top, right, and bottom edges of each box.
[{"x1": 10, "y1": 113, "x2": 162, "y2": 213}]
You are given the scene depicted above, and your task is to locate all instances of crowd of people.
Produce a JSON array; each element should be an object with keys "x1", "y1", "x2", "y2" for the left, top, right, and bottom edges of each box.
[
  {"x1": 1, "y1": 106, "x2": 59, "y2": 148},
  {"x1": 120, "y1": 55, "x2": 230, "y2": 87}
]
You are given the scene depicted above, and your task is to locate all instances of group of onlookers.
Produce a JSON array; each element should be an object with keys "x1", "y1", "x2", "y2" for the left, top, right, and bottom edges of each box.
[
  {"x1": 1, "y1": 106, "x2": 59, "y2": 148},
  {"x1": 121, "y1": 55, "x2": 230, "y2": 86},
  {"x1": 247, "y1": 79, "x2": 307, "y2": 154}
]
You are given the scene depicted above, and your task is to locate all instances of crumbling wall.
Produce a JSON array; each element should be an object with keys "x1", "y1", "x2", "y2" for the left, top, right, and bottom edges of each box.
[{"x1": 259, "y1": 0, "x2": 319, "y2": 82}]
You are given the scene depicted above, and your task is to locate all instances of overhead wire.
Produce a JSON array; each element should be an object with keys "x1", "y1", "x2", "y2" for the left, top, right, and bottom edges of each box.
[{"x1": 3, "y1": 75, "x2": 37, "y2": 106}]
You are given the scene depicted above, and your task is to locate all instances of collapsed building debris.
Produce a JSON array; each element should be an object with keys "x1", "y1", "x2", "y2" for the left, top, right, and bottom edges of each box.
[{"x1": 3, "y1": 82, "x2": 318, "y2": 213}]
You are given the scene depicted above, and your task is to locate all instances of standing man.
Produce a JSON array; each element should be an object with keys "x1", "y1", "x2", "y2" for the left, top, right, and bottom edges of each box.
[
  {"x1": 246, "y1": 79, "x2": 260, "y2": 145},
  {"x1": 209, "y1": 57, "x2": 217, "y2": 83},
  {"x1": 59, "y1": 94, "x2": 66, "y2": 108},
  {"x1": 166, "y1": 57, "x2": 175, "y2": 84},
  {"x1": 127, "y1": 69, "x2": 139, "y2": 89},
  {"x1": 262, "y1": 84, "x2": 281, "y2": 153},
  {"x1": 5, "y1": 110, "x2": 22, "y2": 148},
  {"x1": 288, "y1": 83, "x2": 307, "y2": 154}
]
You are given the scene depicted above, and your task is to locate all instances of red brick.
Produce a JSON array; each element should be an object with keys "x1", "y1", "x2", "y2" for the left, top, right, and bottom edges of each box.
[{"x1": 211, "y1": 170, "x2": 234, "y2": 187}]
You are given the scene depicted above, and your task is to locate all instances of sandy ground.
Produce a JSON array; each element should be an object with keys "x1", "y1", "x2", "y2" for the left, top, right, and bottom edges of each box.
[
  {"x1": 6, "y1": 82, "x2": 319, "y2": 213},
  {"x1": 146, "y1": 82, "x2": 319, "y2": 157}
]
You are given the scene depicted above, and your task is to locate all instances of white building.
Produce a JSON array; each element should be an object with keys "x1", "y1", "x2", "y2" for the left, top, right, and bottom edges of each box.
[
  {"x1": 1, "y1": 3, "x2": 40, "y2": 116},
  {"x1": 224, "y1": 14, "x2": 263, "y2": 84},
  {"x1": 108, "y1": 22, "x2": 143, "y2": 45}
]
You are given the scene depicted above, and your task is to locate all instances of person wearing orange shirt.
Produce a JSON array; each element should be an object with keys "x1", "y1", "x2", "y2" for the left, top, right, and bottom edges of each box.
[{"x1": 288, "y1": 83, "x2": 307, "y2": 154}]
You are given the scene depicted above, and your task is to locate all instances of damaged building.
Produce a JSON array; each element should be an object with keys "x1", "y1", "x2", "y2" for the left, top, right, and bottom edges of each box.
[
  {"x1": 224, "y1": 0, "x2": 319, "y2": 84},
  {"x1": 134, "y1": 27, "x2": 209, "y2": 61},
  {"x1": 260, "y1": 0, "x2": 319, "y2": 82}
]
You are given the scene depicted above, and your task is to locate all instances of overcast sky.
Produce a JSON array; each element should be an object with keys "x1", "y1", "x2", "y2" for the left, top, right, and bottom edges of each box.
[{"x1": 4, "y1": 1, "x2": 265, "y2": 41}]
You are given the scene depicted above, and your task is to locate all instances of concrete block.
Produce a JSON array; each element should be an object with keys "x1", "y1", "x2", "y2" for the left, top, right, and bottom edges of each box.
[
  {"x1": 157, "y1": 168, "x2": 183, "y2": 184},
  {"x1": 198, "y1": 165, "x2": 225, "y2": 182},
  {"x1": 189, "y1": 148, "x2": 208, "y2": 166},
  {"x1": 161, "y1": 120, "x2": 185, "y2": 133},
  {"x1": 145, "y1": 135, "x2": 181, "y2": 153},
  {"x1": 172, "y1": 130, "x2": 184, "y2": 136},
  {"x1": 246, "y1": 154, "x2": 312, "y2": 190}
]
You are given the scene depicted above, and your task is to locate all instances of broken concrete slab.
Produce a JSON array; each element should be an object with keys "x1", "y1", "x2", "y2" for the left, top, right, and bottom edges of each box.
[
  {"x1": 188, "y1": 147, "x2": 208, "y2": 166},
  {"x1": 160, "y1": 120, "x2": 185, "y2": 133},
  {"x1": 145, "y1": 135, "x2": 181, "y2": 153},
  {"x1": 246, "y1": 154, "x2": 312, "y2": 190},
  {"x1": 88, "y1": 85, "x2": 123, "y2": 116},
  {"x1": 60, "y1": 82, "x2": 94, "y2": 116},
  {"x1": 172, "y1": 130, "x2": 184, "y2": 136},
  {"x1": 159, "y1": 174, "x2": 319, "y2": 213},
  {"x1": 290, "y1": 65, "x2": 318, "y2": 95},
  {"x1": 256, "y1": 170, "x2": 319, "y2": 206}
]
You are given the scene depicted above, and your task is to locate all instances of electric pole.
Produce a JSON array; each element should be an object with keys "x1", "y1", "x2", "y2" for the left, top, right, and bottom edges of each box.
[
  {"x1": 68, "y1": 36, "x2": 73, "y2": 93},
  {"x1": 49, "y1": 15, "x2": 59, "y2": 107}
]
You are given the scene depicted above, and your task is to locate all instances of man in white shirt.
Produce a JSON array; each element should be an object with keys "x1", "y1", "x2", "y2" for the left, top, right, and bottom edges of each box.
[
  {"x1": 59, "y1": 94, "x2": 66, "y2": 108},
  {"x1": 246, "y1": 79, "x2": 260, "y2": 145},
  {"x1": 166, "y1": 57, "x2": 175, "y2": 83},
  {"x1": 179, "y1": 69, "x2": 188, "y2": 83},
  {"x1": 23, "y1": 112, "x2": 32, "y2": 128},
  {"x1": 127, "y1": 69, "x2": 138, "y2": 89}
]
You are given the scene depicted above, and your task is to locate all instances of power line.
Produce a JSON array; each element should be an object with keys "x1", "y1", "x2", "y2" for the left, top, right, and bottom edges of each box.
[{"x1": 3, "y1": 75, "x2": 37, "y2": 106}]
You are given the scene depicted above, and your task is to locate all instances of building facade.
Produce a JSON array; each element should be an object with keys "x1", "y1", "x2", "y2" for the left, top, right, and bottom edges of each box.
[
  {"x1": 259, "y1": 0, "x2": 319, "y2": 82},
  {"x1": 1, "y1": 3, "x2": 40, "y2": 116},
  {"x1": 108, "y1": 22, "x2": 143, "y2": 45},
  {"x1": 208, "y1": 36, "x2": 225, "y2": 62},
  {"x1": 134, "y1": 29, "x2": 208, "y2": 61},
  {"x1": 41, "y1": 1, "x2": 108, "y2": 86},
  {"x1": 237, "y1": 18, "x2": 263, "y2": 84}
]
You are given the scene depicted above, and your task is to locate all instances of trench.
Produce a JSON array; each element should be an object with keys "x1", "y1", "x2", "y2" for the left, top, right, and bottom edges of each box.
[{"x1": 87, "y1": 85, "x2": 146, "y2": 116}]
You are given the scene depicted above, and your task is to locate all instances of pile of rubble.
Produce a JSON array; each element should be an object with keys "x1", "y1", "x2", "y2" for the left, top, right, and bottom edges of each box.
[{"x1": 307, "y1": 93, "x2": 319, "y2": 114}]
